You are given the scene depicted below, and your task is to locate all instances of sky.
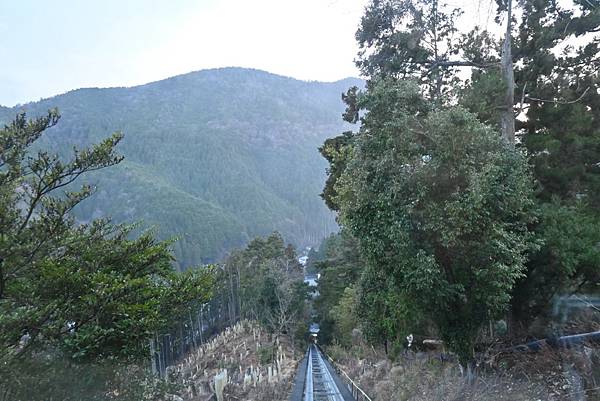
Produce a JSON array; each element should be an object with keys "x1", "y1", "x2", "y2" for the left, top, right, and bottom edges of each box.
[
  {"x1": 0, "y1": 0, "x2": 370, "y2": 106},
  {"x1": 1, "y1": 0, "x2": 499, "y2": 107}
]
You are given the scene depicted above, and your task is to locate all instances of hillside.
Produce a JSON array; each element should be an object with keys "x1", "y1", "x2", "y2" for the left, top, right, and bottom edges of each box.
[
  {"x1": 0, "y1": 68, "x2": 361, "y2": 268},
  {"x1": 168, "y1": 321, "x2": 301, "y2": 401}
]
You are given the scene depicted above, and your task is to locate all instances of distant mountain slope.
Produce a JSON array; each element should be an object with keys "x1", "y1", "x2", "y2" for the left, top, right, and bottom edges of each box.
[{"x1": 2, "y1": 68, "x2": 361, "y2": 268}]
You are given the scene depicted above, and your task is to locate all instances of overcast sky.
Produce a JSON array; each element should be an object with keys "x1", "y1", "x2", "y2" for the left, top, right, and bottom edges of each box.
[{"x1": 1, "y1": 0, "x2": 498, "y2": 107}]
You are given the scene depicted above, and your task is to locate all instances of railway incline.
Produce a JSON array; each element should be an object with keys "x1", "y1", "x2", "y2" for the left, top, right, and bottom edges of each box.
[{"x1": 290, "y1": 344, "x2": 356, "y2": 401}]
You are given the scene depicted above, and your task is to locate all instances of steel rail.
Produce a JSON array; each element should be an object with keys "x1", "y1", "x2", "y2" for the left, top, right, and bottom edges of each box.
[
  {"x1": 318, "y1": 346, "x2": 372, "y2": 401},
  {"x1": 304, "y1": 346, "x2": 314, "y2": 401},
  {"x1": 304, "y1": 345, "x2": 346, "y2": 401}
]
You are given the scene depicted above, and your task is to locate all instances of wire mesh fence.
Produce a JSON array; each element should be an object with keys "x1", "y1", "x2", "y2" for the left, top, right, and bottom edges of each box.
[{"x1": 150, "y1": 295, "x2": 239, "y2": 378}]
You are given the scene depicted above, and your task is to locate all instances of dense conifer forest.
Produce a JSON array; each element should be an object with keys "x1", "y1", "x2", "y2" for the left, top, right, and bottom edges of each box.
[{"x1": 0, "y1": 68, "x2": 361, "y2": 268}]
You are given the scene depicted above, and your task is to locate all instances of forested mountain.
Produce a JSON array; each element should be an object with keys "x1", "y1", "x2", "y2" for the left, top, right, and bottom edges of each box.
[{"x1": 0, "y1": 68, "x2": 361, "y2": 268}]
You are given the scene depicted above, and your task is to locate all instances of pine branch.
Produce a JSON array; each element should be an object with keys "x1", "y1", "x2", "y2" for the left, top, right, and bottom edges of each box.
[{"x1": 526, "y1": 86, "x2": 591, "y2": 104}]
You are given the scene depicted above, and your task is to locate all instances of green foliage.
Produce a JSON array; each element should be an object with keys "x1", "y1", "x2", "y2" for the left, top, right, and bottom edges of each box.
[
  {"x1": 459, "y1": 68, "x2": 505, "y2": 129},
  {"x1": 331, "y1": 79, "x2": 535, "y2": 364},
  {"x1": 319, "y1": 132, "x2": 355, "y2": 211},
  {"x1": 512, "y1": 201, "x2": 600, "y2": 321},
  {"x1": 313, "y1": 230, "x2": 362, "y2": 345},
  {"x1": 517, "y1": 18, "x2": 600, "y2": 206},
  {"x1": 257, "y1": 345, "x2": 275, "y2": 365},
  {"x1": 0, "y1": 111, "x2": 215, "y2": 398},
  {"x1": 0, "y1": 68, "x2": 359, "y2": 267},
  {"x1": 329, "y1": 286, "x2": 359, "y2": 347},
  {"x1": 3, "y1": 353, "x2": 178, "y2": 401},
  {"x1": 464, "y1": 0, "x2": 600, "y2": 323},
  {"x1": 356, "y1": 263, "x2": 423, "y2": 350},
  {"x1": 356, "y1": 0, "x2": 466, "y2": 99},
  {"x1": 316, "y1": 0, "x2": 600, "y2": 363},
  {"x1": 356, "y1": 0, "x2": 600, "y2": 329},
  {"x1": 219, "y1": 232, "x2": 309, "y2": 337}
]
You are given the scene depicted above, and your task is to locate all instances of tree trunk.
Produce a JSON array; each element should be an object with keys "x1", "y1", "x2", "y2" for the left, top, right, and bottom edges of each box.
[
  {"x1": 199, "y1": 307, "x2": 204, "y2": 344},
  {"x1": 236, "y1": 265, "x2": 242, "y2": 319},
  {"x1": 189, "y1": 311, "x2": 197, "y2": 349},
  {"x1": 500, "y1": 0, "x2": 516, "y2": 144},
  {"x1": 228, "y1": 266, "x2": 236, "y2": 324},
  {"x1": 432, "y1": 0, "x2": 443, "y2": 102},
  {"x1": 0, "y1": 258, "x2": 4, "y2": 300}
]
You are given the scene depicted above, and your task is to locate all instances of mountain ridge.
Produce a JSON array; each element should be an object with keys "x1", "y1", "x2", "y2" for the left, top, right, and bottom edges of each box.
[
  {"x1": 2, "y1": 67, "x2": 362, "y2": 108},
  {"x1": 1, "y1": 68, "x2": 361, "y2": 268}
]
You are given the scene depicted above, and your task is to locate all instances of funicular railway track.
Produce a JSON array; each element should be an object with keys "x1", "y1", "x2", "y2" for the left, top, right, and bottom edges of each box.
[
  {"x1": 291, "y1": 345, "x2": 355, "y2": 401},
  {"x1": 305, "y1": 345, "x2": 346, "y2": 401}
]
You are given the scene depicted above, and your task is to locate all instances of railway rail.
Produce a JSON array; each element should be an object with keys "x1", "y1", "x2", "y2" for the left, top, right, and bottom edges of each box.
[{"x1": 290, "y1": 345, "x2": 356, "y2": 401}]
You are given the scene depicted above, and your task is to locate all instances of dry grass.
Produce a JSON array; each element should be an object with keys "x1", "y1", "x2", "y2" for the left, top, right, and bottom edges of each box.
[
  {"x1": 324, "y1": 340, "x2": 600, "y2": 401},
  {"x1": 166, "y1": 320, "x2": 303, "y2": 401}
]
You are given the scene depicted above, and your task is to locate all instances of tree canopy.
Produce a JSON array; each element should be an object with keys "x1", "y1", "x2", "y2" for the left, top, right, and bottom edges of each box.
[
  {"x1": 330, "y1": 79, "x2": 534, "y2": 363},
  {"x1": 0, "y1": 110, "x2": 215, "y2": 399},
  {"x1": 318, "y1": 0, "x2": 600, "y2": 363}
]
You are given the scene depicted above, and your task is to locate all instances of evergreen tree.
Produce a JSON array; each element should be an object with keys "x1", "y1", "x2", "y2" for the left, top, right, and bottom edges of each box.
[
  {"x1": 505, "y1": 0, "x2": 600, "y2": 324},
  {"x1": 355, "y1": 0, "x2": 494, "y2": 101},
  {"x1": 0, "y1": 111, "x2": 215, "y2": 399}
]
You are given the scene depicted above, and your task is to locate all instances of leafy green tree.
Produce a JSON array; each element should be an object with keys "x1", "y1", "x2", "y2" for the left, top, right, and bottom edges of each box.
[
  {"x1": 331, "y1": 79, "x2": 535, "y2": 364},
  {"x1": 379, "y1": 0, "x2": 600, "y2": 326},
  {"x1": 313, "y1": 230, "x2": 362, "y2": 345},
  {"x1": 510, "y1": 0, "x2": 600, "y2": 206},
  {"x1": 458, "y1": 0, "x2": 600, "y2": 204},
  {"x1": 356, "y1": 263, "x2": 424, "y2": 355},
  {"x1": 329, "y1": 287, "x2": 359, "y2": 347},
  {"x1": 319, "y1": 132, "x2": 355, "y2": 211},
  {"x1": 323, "y1": 0, "x2": 600, "y2": 352},
  {"x1": 492, "y1": 0, "x2": 600, "y2": 324},
  {"x1": 511, "y1": 201, "x2": 600, "y2": 324},
  {"x1": 220, "y1": 232, "x2": 308, "y2": 338},
  {"x1": 0, "y1": 111, "x2": 215, "y2": 399}
]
